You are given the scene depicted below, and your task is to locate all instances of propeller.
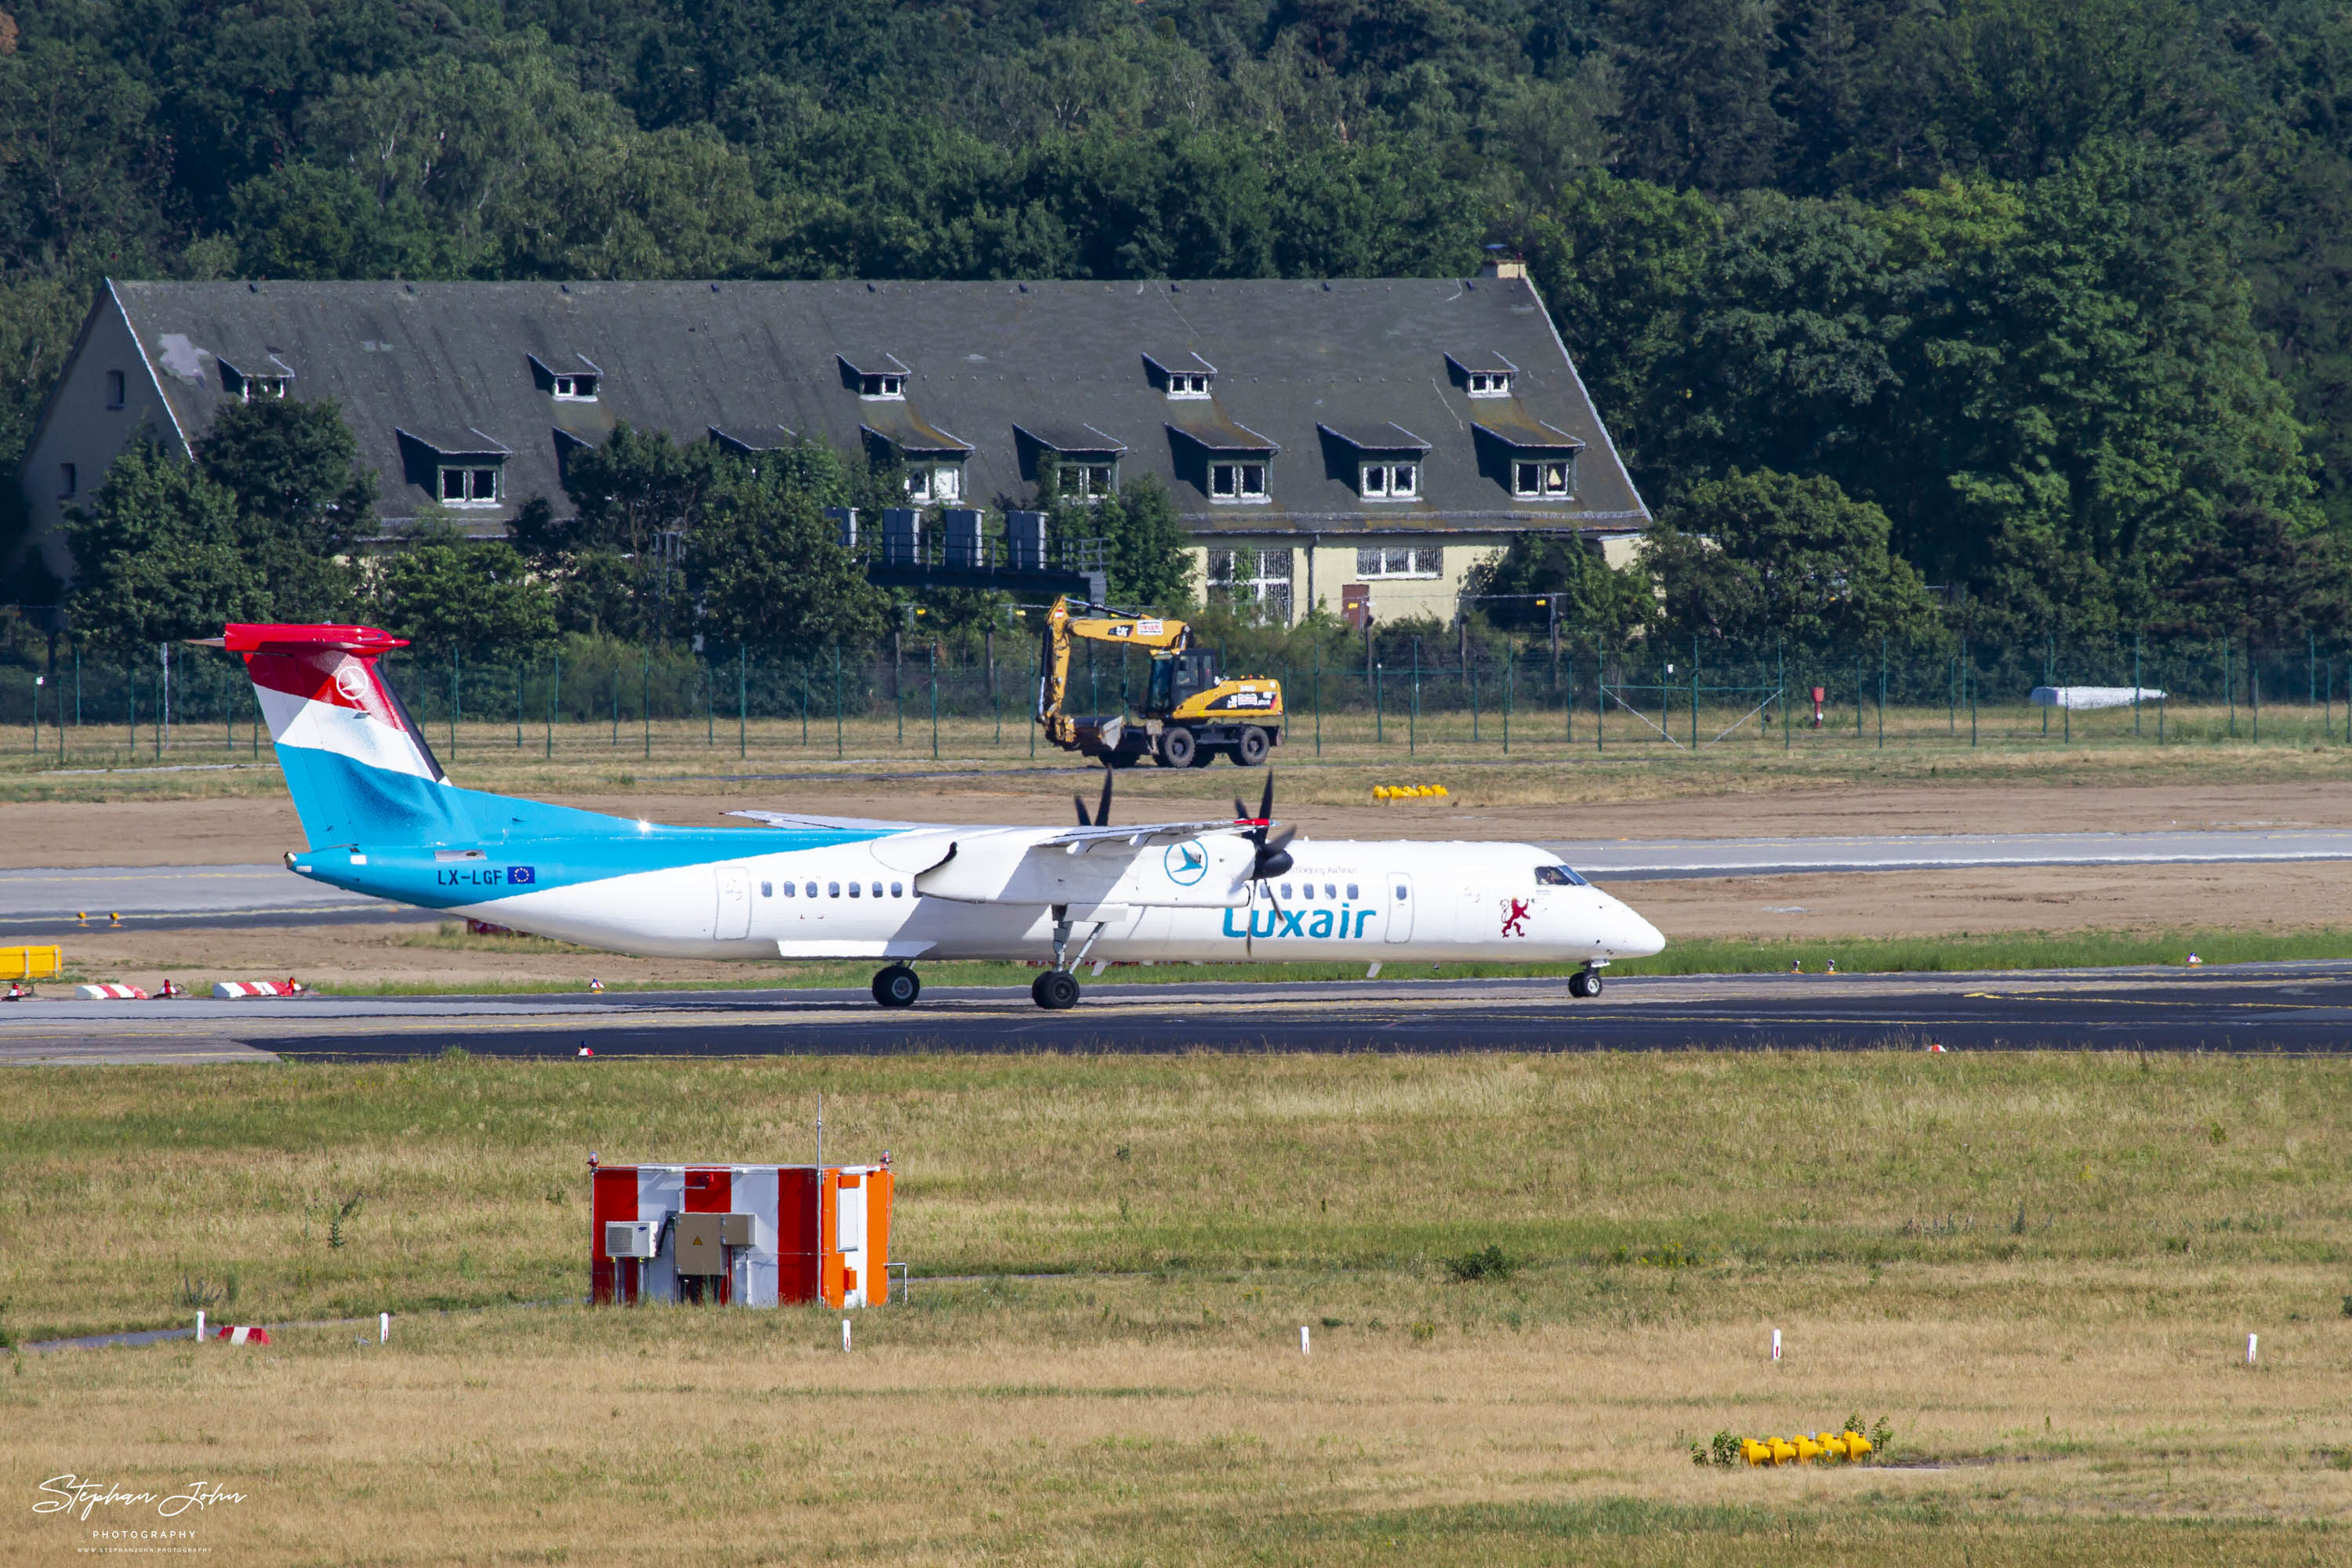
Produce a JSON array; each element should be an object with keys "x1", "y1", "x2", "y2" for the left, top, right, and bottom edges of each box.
[
  {"x1": 1235, "y1": 772, "x2": 1294, "y2": 881},
  {"x1": 1074, "y1": 767, "x2": 1114, "y2": 828}
]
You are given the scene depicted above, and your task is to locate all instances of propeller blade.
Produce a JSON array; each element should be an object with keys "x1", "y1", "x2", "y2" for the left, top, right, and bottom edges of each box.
[
  {"x1": 1095, "y1": 769, "x2": 1114, "y2": 831},
  {"x1": 1073, "y1": 793, "x2": 1091, "y2": 827},
  {"x1": 1258, "y1": 773, "x2": 1275, "y2": 823},
  {"x1": 1254, "y1": 822, "x2": 1295, "y2": 880},
  {"x1": 1234, "y1": 797, "x2": 1250, "y2": 822},
  {"x1": 1261, "y1": 823, "x2": 1296, "y2": 855}
]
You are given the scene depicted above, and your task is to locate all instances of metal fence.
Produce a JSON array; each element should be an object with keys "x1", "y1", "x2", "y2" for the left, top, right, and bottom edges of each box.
[{"x1": 6, "y1": 630, "x2": 2352, "y2": 764}]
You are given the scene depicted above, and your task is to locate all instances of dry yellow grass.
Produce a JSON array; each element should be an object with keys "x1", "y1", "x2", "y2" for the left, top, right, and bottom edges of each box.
[{"x1": 7, "y1": 1052, "x2": 2352, "y2": 1563}]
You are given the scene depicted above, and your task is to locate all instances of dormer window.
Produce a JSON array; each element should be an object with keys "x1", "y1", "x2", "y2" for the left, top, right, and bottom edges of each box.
[
  {"x1": 221, "y1": 354, "x2": 294, "y2": 403},
  {"x1": 840, "y1": 354, "x2": 912, "y2": 401},
  {"x1": 1319, "y1": 423, "x2": 1432, "y2": 506},
  {"x1": 1015, "y1": 423, "x2": 1127, "y2": 503},
  {"x1": 1210, "y1": 461, "x2": 1267, "y2": 502},
  {"x1": 1060, "y1": 463, "x2": 1114, "y2": 499},
  {"x1": 1514, "y1": 459, "x2": 1573, "y2": 498},
  {"x1": 1360, "y1": 461, "x2": 1419, "y2": 500},
  {"x1": 1144, "y1": 351, "x2": 1217, "y2": 400},
  {"x1": 440, "y1": 465, "x2": 503, "y2": 506},
  {"x1": 906, "y1": 463, "x2": 963, "y2": 503},
  {"x1": 1446, "y1": 351, "x2": 1519, "y2": 400},
  {"x1": 530, "y1": 352, "x2": 604, "y2": 403}
]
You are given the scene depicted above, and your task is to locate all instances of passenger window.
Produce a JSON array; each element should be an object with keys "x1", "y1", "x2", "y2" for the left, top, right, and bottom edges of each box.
[
  {"x1": 1299, "y1": 884, "x2": 1313, "y2": 901},
  {"x1": 828, "y1": 882, "x2": 840, "y2": 898},
  {"x1": 805, "y1": 882, "x2": 818, "y2": 898},
  {"x1": 1325, "y1": 884, "x2": 1338, "y2": 899},
  {"x1": 1346, "y1": 883, "x2": 1359, "y2": 900},
  {"x1": 1534, "y1": 865, "x2": 1589, "y2": 887},
  {"x1": 872, "y1": 882, "x2": 883, "y2": 898},
  {"x1": 783, "y1": 882, "x2": 796, "y2": 898},
  {"x1": 760, "y1": 881, "x2": 773, "y2": 898},
  {"x1": 1280, "y1": 882, "x2": 1293, "y2": 898},
  {"x1": 849, "y1": 882, "x2": 862, "y2": 898},
  {"x1": 1395, "y1": 884, "x2": 1408, "y2": 901},
  {"x1": 891, "y1": 881, "x2": 903, "y2": 898}
]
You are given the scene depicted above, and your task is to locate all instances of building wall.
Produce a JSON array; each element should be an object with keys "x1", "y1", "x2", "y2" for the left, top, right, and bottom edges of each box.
[
  {"x1": 1186, "y1": 532, "x2": 1516, "y2": 626},
  {"x1": 21, "y1": 289, "x2": 183, "y2": 584}
]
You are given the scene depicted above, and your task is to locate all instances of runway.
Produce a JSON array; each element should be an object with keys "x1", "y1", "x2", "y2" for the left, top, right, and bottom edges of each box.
[
  {"x1": 9, "y1": 962, "x2": 2352, "y2": 1062},
  {"x1": 10, "y1": 825, "x2": 2352, "y2": 932}
]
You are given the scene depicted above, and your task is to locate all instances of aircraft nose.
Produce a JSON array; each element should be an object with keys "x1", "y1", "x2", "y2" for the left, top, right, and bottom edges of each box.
[{"x1": 1604, "y1": 900, "x2": 1665, "y2": 957}]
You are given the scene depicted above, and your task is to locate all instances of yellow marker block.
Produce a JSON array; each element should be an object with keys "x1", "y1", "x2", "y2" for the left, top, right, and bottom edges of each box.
[
  {"x1": 0, "y1": 945, "x2": 61, "y2": 981},
  {"x1": 1741, "y1": 1439, "x2": 1770, "y2": 1466},
  {"x1": 1767, "y1": 1438, "x2": 1798, "y2": 1465},
  {"x1": 1844, "y1": 1432, "x2": 1872, "y2": 1458},
  {"x1": 1817, "y1": 1433, "x2": 1849, "y2": 1459}
]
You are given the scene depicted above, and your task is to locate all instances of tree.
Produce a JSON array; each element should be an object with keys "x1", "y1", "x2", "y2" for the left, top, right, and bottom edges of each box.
[
  {"x1": 688, "y1": 481, "x2": 889, "y2": 653},
  {"x1": 194, "y1": 394, "x2": 373, "y2": 619},
  {"x1": 1462, "y1": 533, "x2": 1656, "y2": 642},
  {"x1": 370, "y1": 521, "x2": 558, "y2": 657},
  {"x1": 1051, "y1": 471, "x2": 1193, "y2": 608},
  {"x1": 64, "y1": 439, "x2": 263, "y2": 653},
  {"x1": 1646, "y1": 468, "x2": 1940, "y2": 649}
]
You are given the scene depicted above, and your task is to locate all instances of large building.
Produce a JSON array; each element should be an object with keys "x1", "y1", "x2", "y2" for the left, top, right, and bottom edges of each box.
[{"x1": 20, "y1": 267, "x2": 1648, "y2": 624}]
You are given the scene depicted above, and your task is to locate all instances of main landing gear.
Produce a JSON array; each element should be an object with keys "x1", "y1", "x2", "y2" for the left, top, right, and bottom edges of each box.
[
  {"x1": 1031, "y1": 970, "x2": 1081, "y2": 1010},
  {"x1": 872, "y1": 964, "x2": 921, "y2": 1008},
  {"x1": 1568, "y1": 963, "x2": 1606, "y2": 1000}
]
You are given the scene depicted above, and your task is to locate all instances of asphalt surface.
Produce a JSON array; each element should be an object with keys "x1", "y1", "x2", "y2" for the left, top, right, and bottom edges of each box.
[
  {"x1": 9, "y1": 963, "x2": 2352, "y2": 1061},
  {"x1": 11, "y1": 826, "x2": 2352, "y2": 933}
]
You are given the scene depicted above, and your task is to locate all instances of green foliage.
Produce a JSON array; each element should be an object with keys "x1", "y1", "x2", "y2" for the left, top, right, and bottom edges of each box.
[
  {"x1": 688, "y1": 481, "x2": 890, "y2": 653},
  {"x1": 1462, "y1": 533, "x2": 1655, "y2": 641},
  {"x1": 1647, "y1": 470, "x2": 1941, "y2": 650},
  {"x1": 1441, "y1": 1244, "x2": 1518, "y2": 1283},
  {"x1": 1051, "y1": 471, "x2": 1194, "y2": 610},
  {"x1": 63, "y1": 440, "x2": 261, "y2": 652},
  {"x1": 370, "y1": 521, "x2": 558, "y2": 657},
  {"x1": 195, "y1": 396, "x2": 374, "y2": 619}
]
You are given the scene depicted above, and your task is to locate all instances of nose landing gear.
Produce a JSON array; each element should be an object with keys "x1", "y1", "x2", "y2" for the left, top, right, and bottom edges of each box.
[
  {"x1": 1567, "y1": 964, "x2": 1606, "y2": 1000},
  {"x1": 872, "y1": 964, "x2": 921, "y2": 1008}
]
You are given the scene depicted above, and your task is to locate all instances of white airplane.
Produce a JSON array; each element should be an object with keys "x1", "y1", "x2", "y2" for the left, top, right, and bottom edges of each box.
[{"x1": 218, "y1": 622, "x2": 1667, "y2": 1009}]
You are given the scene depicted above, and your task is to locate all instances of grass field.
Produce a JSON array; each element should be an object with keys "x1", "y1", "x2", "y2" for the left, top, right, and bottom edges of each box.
[{"x1": 6, "y1": 1051, "x2": 2351, "y2": 1563}]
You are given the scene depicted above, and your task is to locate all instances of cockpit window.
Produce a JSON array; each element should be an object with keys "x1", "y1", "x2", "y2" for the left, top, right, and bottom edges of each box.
[{"x1": 1535, "y1": 864, "x2": 1588, "y2": 887}]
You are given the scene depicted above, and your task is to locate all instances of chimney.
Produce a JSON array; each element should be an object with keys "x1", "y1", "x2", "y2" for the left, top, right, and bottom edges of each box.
[{"x1": 1479, "y1": 256, "x2": 1527, "y2": 280}]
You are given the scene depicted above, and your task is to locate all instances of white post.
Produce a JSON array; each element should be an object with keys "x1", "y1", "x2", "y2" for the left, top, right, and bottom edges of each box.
[
  {"x1": 379, "y1": 1312, "x2": 390, "y2": 1344},
  {"x1": 2247, "y1": 1333, "x2": 2258, "y2": 1366},
  {"x1": 1770, "y1": 1328, "x2": 1781, "y2": 1363},
  {"x1": 195, "y1": 1309, "x2": 205, "y2": 1341},
  {"x1": 841, "y1": 1318, "x2": 851, "y2": 1352},
  {"x1": 1299, "y1": 1325, "x2": 1310, "y2": 1356}
]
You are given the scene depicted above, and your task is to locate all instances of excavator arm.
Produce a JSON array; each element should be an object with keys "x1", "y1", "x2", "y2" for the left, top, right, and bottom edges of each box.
[{"x1": 1037, "y1": 596, "x2": 1187, "y2": 747}]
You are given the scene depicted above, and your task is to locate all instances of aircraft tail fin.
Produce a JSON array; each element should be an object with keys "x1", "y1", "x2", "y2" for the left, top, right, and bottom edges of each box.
[{"x1": 211, "y1": 622, "x2": 470, "y2": 848}]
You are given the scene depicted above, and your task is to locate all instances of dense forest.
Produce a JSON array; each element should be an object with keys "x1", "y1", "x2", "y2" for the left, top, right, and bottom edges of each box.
[{"x1": 6, "y1": 0, "x2": 2352, "y2": 649}]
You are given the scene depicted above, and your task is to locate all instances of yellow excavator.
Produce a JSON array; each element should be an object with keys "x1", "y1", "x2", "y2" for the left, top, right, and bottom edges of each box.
[{"x1": 1036, "y1": 596, "x2": 1284, "y2": 768}]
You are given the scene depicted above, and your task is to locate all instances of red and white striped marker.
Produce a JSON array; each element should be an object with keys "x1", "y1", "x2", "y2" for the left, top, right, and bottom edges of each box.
[
  {"x1": 212, "y1": 1325, "x2": 271, "y2": 1345},
  {"x1": 211, "y1": 980, "x2": 296, "y2": 999},
  {"x1": 74, "y1": 983, "x2": 150, "y2": 1000}
]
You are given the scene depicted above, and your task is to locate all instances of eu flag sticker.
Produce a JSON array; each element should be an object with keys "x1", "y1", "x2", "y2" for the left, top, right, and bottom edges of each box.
[{"x1": 509, "y1": 866, "x2": 536, "y2": 885}]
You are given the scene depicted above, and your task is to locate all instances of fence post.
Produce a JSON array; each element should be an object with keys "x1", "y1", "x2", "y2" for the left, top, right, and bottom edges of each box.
[
  {"x1": 1877, "y1": 636, "x2": 1886, "y2": 750},
  {"x1": 547, "y1": 654, "x2": 558, "y2": 759},
  {"x1": 1313, "y1": 645, "x2": 1322, "y2": 757},
  {"x1": 930, "y1": 643, "x2": 939, "y2": 761},
  {"x1": 1502, "y1": 641, "x2": 1512, "y2": 753},
  {"x1": 515, "y1": 663, "x2": 523, "y2": 749},
  {"x1": 642, "y1": 650, "x2": 652, "y2": 760},
  {"x1": 833, "y1": 644, "x2": 844, "y2": 760},
  {"x1": 1692, "y1": 635, "x2": 1700, "y2": 750},
  {"x1": 1469, "y1": 639, "x2": 1479, "y2": 744},
  {"x1": 451, "y1": 648, "x2": 460, "y2": 757},
  {"x1": 2226, "y1": 637, "x2": 2234, "y2": 739},
  {"x1": 1596, "y1": 643, "x2": 1606, "y2": 753},
  {"x1": 1374, "y1": 662, "x2": 1384, "y2": 743},
  {"x1": 1779, "y1": 644, "x2": 1788, "y2": 752},
  {"x1": 1409, "y1": 637, "x2": 1419, "y2": 757},
  {"x1": 2252, "y1": 646, "x2": 2260, "y2": 743}
]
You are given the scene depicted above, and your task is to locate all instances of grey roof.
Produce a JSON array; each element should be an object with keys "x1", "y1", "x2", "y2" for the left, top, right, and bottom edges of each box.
[
  {"x1": 1014, "y1": 423, "x2": 1126, "y2": 456},
  {"x1": 98, "y1": 277, "x2": 1649, "y2": 534},
  {"x1": 1472, "y1": 412, "x2": 1585, "y2": 454},
  {"x1": 1319, "y1": 422, "x2": 1432, "y2": 454},
  {"x1": 397, "y1": 426, "x2": 511, "y2": 457},
  {"x1": 1445, "y1": 350, "x2": 1518, "y2": 376},
  {"x1": 709, "y1": 423, "x2": 797, "y2": 453}
]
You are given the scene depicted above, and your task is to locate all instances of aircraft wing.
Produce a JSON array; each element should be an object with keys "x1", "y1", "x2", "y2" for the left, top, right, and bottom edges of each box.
[
  {"x1": 728, "y1": 809, "x2": 931, "y2": 832},
  {"x1": 1036, "y1": 818, "x2": 1251, "y2": 848}
]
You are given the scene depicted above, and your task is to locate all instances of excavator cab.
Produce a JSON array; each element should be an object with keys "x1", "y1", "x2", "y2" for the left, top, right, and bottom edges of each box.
[{"x1": 1148, "y1": 649, "x2": 1223, "y2": 713}]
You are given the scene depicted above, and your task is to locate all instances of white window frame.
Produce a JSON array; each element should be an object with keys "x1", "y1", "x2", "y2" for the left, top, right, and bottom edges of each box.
[
  {"x1": 1166, "y1": 372, "x2": 1212, "y2": 400},
  {"x1": 1467, "y1": 372, "x2": 1512, "y2": 398},
  {"x1": 861, "y1": 372, "x2": 906, "y2": 400},
  {"x1": 1359, "y1": 461, "x2": 1420, "y2": 501},
  {"x1": 1513, "y1": 459, "x2": 1573, "y2": 499},
  {"x1": 1355, "y1": 545, "x2": 1443, "y2": 579},
  {"x1": 240, "y1": 375, "x2": 289, "y2": 403},
  {"x1": 1058, "y1": 462, "x2": 1116, "y2": 499},
  {"x1": 438, "y1": 464, "x2": 503, "y2": 507},
  {"x1": 551, "y1": 373, "x2": 599, "y2": 401},
  {"x1": 1210, "y1": 460, "x2": 1269, "y2": 503},
  {"x1": 1207, "y1": 546, "x2": 1294, "y2": 620},
  {"x1": 906, "y1": 463, "x2": 964, "y2": 503}
]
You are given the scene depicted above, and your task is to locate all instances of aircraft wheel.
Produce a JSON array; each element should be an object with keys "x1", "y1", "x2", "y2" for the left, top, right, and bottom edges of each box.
[
  {"x1": 1235, "y1": 726, "x2": 1271, "y2": 767},
  {"x1": 1569, "y1": 968, "x2": 1602, "y2": 1000},
  {"x1": 1158, "y1": 726, "x2": 1197, "y2": 768},
  {"x1": 1032, "y1": 970, "x2": 1081, "y2": 1010},
  {"x1": 873, "y1": 964, "x2": 921, "y2": 1008}
]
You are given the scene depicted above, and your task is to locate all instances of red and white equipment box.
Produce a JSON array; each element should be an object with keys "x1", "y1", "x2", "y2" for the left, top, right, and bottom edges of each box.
[{"x1": 591, "y1": 1163, "x2": 892, "y2": 1310}]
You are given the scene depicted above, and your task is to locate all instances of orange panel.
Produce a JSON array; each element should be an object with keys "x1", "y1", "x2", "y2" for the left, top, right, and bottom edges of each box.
[{"x1": 869, "y1": 1169, "x2": 892, "y2": 1305}]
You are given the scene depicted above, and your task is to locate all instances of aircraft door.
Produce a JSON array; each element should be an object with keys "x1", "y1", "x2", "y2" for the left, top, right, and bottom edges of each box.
[
  {"x1": 1383, "y1": 872, "x2": 1415, "y2": 942},
  {"x1": 714, "y1": 866, "x2": 753, "y2": 939},
  {"x1": 836, "y1": 1172, "x2": 868, "y2": 1308}
]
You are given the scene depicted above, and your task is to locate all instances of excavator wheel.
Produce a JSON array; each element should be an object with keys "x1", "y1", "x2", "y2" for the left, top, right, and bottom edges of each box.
[
  {"x1": 1158, "y1": 727, "x2": 1197, "y2": 768},
  {"x1": 1235, "y1": 726, "x2": 1271, "y2": 767}
]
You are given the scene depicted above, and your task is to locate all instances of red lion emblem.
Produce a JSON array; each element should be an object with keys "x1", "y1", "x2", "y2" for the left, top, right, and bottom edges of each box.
[{"x1": 1501, "y1": 898, "x2": 1531, "y2": 938}]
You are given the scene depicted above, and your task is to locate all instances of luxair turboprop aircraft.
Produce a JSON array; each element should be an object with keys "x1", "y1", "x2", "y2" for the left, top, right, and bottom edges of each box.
[{"x1": 220, "y1": 622, "x2": 1666, "y2": 1010}]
